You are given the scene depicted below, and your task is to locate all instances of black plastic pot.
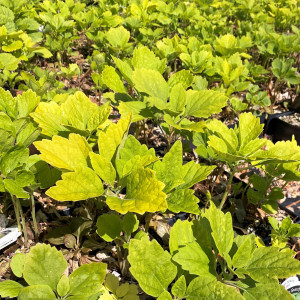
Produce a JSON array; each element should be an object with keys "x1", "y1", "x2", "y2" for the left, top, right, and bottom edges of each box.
[{"x1": 263, "y1": 111, "x2": 300, "y2": 144}]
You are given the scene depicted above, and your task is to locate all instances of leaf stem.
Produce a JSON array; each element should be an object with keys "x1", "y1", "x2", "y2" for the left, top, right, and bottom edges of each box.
[
  {"x1": 30, "y1": 192, "x2": 39, "y2": 240},
  {"x1": 219, "y1": 166, "x2": 237, "y2": 210},
  {"x1": 11, "y1": 194, "x2": 21, "y2": 232},
  {"x1": 16, "y1": 198, "x2": 28, "y2": 247}
]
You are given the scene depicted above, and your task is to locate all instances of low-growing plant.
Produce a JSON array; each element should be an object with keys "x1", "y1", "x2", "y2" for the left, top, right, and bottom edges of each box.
[
  {"x1": 127, "y1": 202, "x2": 300, "y2": 299},
  {"x1": 0, "y1": 243, "x2": 107, "y2": 299}
]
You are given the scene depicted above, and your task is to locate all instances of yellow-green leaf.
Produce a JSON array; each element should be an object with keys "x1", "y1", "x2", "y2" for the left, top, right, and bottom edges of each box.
[
  {"x1": 47, "y1": 166, "x2": 104, "y2": 201},
  {"x1": 34, "y1": 134, "x2": 90, "y2": 171},
  {"x1": 107, "y1": 168, "x2": 167, "y2": 214}
]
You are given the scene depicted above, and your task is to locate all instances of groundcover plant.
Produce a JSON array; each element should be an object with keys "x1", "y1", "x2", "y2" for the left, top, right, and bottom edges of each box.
[{"x1": 0, "y1": 0, "x2": 300, "y2": 299}]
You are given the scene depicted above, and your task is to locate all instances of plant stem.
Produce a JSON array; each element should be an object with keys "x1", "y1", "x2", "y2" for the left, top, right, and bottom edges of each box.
[
  {"x1": 16, "y1": 198, "x2": 28, "y2": 247},
  {"x1": 219, "y1": 166, "x2": 237, "y2": 210},
  {"x1": 11, "y1": 194, "x2": 21, "y2": 232},
  {"x1": 30, "y1": 192, "x2": 38, "y2": 240}
]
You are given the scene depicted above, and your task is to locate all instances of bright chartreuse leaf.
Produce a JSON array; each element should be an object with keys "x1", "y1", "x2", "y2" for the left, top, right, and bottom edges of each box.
[
  {"x1": 153, "y1": 141, "x2": 185, "y2": 193},
  {"x1": 46, "y1": 166, "x2": 104, "y2": 201},
  {"x1": 157, "y1": 291, "x2": 172, "y2": 300},
  {"x1": 132, "y1": 46, "x2": 166, "y2": 74},
  {"x1": 102, "y1": 66, "x2": 127, "y2": 93},
  {"x1": 23, "y1": 244, "x2": 67, "y2": 291},
  {"x1": 0, "y1": 53, "x2": 20, "y2": 71},
  {"x1": 107, "y1": 168, "x2": 167, "y2": 214},
  {"x1": 168, "y1": 70, "x2": 194, "y2": 90},
  {"x1": 61, "y1": 92, "x2": 111, "y2": 132},
  {"x1": 68, "y1": 262, "x2": 107, "y2": 297},
  {"x1": 169, "y1": 220, "x2": 195, "y2": 255},
  {"x1": 243, "y1": 283, "x2": 294, "y2": 300},
  {"x1": 132, "y1": 68, "x2": 169, "y2": 102},
  {"x1": 16, "y1": 89, "x2": 40, "y2": 118},
  {"x1": 0, "y1": 280, "x2": 23, "y2": 298},
  {"x1": 18, "y1": 285, "x2": 56, "y2": 300},
  {"x1": 118, "y1": 101, "x2": 153, "y2": 122},
  {"x1": 30, "y1": 101, "x2": 68, "y2": 137},
  {"x1": 89, "y1": 152, "x2": 116, "y2": 186},
  {"x1": 167, "y1": 84, "x2": 186, "y2": 115},
  {"x1": 171, "y1": 276, "x2": 186, "y2": 299},
  {"x1": 34, "y1": 133, "x2": 90, "y2": 171},
  {"x1": 172, "y1": 241, "x2": 212, "y2": 277},
  {"x1": 186, "y1": 276, "x2": 244, "y2": 299},
  {"x1": 0, "y1": 87, "x2": 17, "y2": 119},
  {"x1": 98, "y1": 114, "x2": 131, "y2": 162},
  {"x1": 10, "y1": 253, "x2": 26, "y2": 277},
  {"x1": 57, "y1": 275, "x2": 70, "y2": 297},
  {"x1": 167, "y1": 189, "x2": 200, "y2": 214},
  {"x1": 153, "y1": 141, "x2": 215, "y2": 193},
  {"x1": 106, "y1": 26, "x2": 130, "y2": 49},
  {"x1": 116, "y1": 135, "x2": 158, "y2": 178},
  {"x1": 243, "y1": 247, "x2": 300, "y2": 283},
  {"x1": 96, "y1": 214, "x2": 122, "y2": 242},
  {"x1": 128, "y1": 237, "x2": 177, "y2": 297},
  {"x1": 112, "y1": 56, "x2": 133, "y2": 85},
  {"x1": 184, "y1": 90, "x2": 228, "y2": 118},
  {"x1": 204, "y1": 202, "x2": 233, "y2": 261}
]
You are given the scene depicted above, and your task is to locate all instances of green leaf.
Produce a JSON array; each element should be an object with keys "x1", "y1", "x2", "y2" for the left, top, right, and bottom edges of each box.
[
  {"x1": 167, "y1": 84, "x2": 186, "y2": 115},
  {"x1": 98, "y1": 114, "x2": 131, "y2": 162},
  {"x1": 96, "y1": 214, "x2": 122, "y2": 242},
  {"x1": 243, "y1": 283, "x2": 294, "y2": 300},
  {"x1": 105, "y1": 273, "x2": 119, "y2": 294},
  {"x1": 184, "y1": 90, "x2": 228, "y2": 118},
  {"x1": 106, "y1": 26, "x2": 130, "y2": 49},
  {"x1": 168, "y1": 70, "x2": 194, "y2": 90},
  {"x1": 244, "y1": 247, "x2": 300, "y2": 283},
  {"x1": 204, "y1": 202, "x2": 233, "y2": 260},
  {"x1": 102, "y1": 66, "x2": 126, "y2": 93},
  {"x1": 132, "y1": 46, "x2": 166, "y2": 73},
  {"x1": 132, "y1": 68, "x2": 169, "y2": 102},
  {"x1": 238, "y1": 112, "x2": 264, "y2": 150},
  {"x1": 57, "y1": 275, "x2": 70, "y2": 297},
  {"x1": 172, "y1": 241, "x2": 212, "y2": 277},
  {"x1": 0, "y1": 280, "x2": 23, "y2": 298},
  {"x1": 112, "y1": 56, "x2": 133, "y2": 85},
  {"x1": 107, "y1": 168, "x2": 167, "y2": 214},
  {"x1": 128, "y1": 237, "x2": 177, "y2": 297},
  {"x1": 0, "y1": 87, "x2": 17, "y2": 119},
  {"x1": 46, "y1": 166, "x2": 104, "y2": 201},
  {"x1": 4, "y1": 179, "x2": 29, "y2": 198},
  {"x1": 171, "y1": 275, "x2": 186, "y2": 298},
  {"x1": 157, "y1": 291, "x2": 172, "y2": 300},
  {"x1": 15, "y1": 170, "x2": 35, "y2": 187},
  {"x1": 186, "y1": 276, "x2": 244, "y2": 299},
  {"x1": 89, "y1": 152, "x2": 116, "y2": 186},
  {"x1": 167, "y1": 189, "x2": 200, "y2": 214},
  {"x1": 23, "y1": 244, "x2": 67, "y2": 291},
  {"x1": 69, "y1": 262, "x2": 107, "y2": 297},
  {"x1": 169, "y1": 220, "x2": 195, "y2": 255},
  {"x1": 18, "y1": 285, "x2": 56, "y2": 300},
  {"x1": 153, "y1": 141, "x2": 185, "y2": 193},
  {"x1": 34, "y1": 134, "x2": 90, "y2": 171},
  {"x1": 232, "y1": 235, "x2": 256, "y2": 269},
  {"x1": 118, "y1": 101, "x2": 152, "y2": 122},
  {"x1": 17, "y1": 89, "x2": 40, "y2": 118},
  {"x1": 10, "y1": 253, "x2": 26, "y2": 277},
  {"x1": 0, "y1": 53, "x2": 20, "y2": 71},
  {"x1": 0, "y1": 145, "x2": 29, "y2": 176},
  {"x1": 122, "y1": 212, "x2": 139, "y2": 236}
]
